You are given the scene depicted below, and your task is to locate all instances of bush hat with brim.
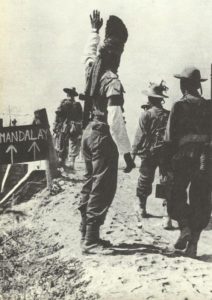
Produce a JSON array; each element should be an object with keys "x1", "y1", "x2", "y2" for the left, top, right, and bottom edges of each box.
[
  {"x1": 63, "y1": 87, "x2": 78, "y2": 96},
  {"x1": 174, "y1": 66, "x2": 207, "y2": 82},
  {"x1": 142, "y1": 90, "x2": 168, "y2": 98},
  {"x1": 142, "y1": 81, "x2": 169, "y2": 99}
]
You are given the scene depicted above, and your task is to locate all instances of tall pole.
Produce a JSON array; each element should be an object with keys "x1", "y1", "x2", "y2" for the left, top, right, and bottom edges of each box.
[
  {"x1": 8, "y1": 105, "x2": 11, "y2": 126},
  {"x1": 211, "y1": 64, "x2": 212, "y2": 100}
]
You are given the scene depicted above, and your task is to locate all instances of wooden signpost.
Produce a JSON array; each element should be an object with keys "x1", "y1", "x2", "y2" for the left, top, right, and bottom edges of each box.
[
  {"x1": 0, "y1": 125, "x2": 49, "y2": 165},
  {"x1": 0, "y1": 109, "x2": 58, "y2": 195}
]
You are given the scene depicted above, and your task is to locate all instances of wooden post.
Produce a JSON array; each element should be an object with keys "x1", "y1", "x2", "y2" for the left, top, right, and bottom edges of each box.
[
  {"x1": 34, "y1": 109, "x2": 58, "y2": 177},
  {"x1": 33, "y1": 108, "x2": 58, "y2": 191},
  {"x1": 33, "y1": 109, "x2": 49, "y2": 127},
  {"x1": 211, "y1": 64, "x2": 212, "y2": 100},
  {"x1": 45, "y1": 160, "x2": 52, "y2": 191},
  {"x1": 210, "y1": 64, "x2": 212, "y2": 205},
  {"x1": 0, "y1": 119, "x2": 4, "y2": 195},
  {"x1": 1, "y1": 165, "x2": 12, "y2": 194}
]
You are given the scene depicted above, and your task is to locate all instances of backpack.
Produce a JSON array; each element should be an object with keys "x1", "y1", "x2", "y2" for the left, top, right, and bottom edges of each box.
[{"x1": 149, "y1": 110, "x2": 169, "y2": 155}]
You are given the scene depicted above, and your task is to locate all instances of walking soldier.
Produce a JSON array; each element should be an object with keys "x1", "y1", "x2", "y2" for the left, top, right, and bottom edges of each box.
[
  {"x1": 53, "y1": 87, "x2": 82, "y2": 171},
  {"x1": 132, "y1": 81, "x2": 172, "y2": 229},
  {"x1": 164, "y1": 66, "x2": 212, "y2": 258}
]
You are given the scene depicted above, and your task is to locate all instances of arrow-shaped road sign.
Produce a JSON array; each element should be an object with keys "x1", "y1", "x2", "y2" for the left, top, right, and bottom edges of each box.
[
  {"x1": 28, "y1": 141, "x2": 40, "y2": 161},
  {"x1": 6, "y1": 145, "x2": 17, "y2": 164}
]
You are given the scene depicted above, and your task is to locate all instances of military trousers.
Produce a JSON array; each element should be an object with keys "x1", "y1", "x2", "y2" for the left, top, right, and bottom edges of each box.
[
  {"x1": 79, "y1": 121, "x2": 119, "y2": 227},
  {"x1": 167, "y1": 156, "x2": 211, "y2": 231},
  {"x1": 68, "y1": 136, "x2": 81, "y2": 158},
  {"x1": 137, "y1": 154, "x2": 161, "y2": 206}
]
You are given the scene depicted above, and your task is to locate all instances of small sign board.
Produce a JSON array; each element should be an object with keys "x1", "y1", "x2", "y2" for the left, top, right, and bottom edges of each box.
[{"x1": 0, "y1": 125, "x2": 49, "y2": 164}]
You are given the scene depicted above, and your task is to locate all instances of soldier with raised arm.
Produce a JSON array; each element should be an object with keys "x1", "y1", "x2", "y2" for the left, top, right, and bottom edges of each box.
[{"x1": 78, "y1": 10, "x2": 132, "y2": 254}]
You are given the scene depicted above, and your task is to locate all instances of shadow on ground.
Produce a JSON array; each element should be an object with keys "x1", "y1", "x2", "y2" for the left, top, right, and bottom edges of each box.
[
  {"x1": 198, "y1": 254, "x2": 212, "y2": 263},
  {"x1": 109, "y1": 242, "x2": 182, "y2": 257},
  {"x1": 109, "y1": 242, "x2": 212, "y2": 261},
  {"x1": 143, "y1": 214, "x2": 163, "y2": 219}
]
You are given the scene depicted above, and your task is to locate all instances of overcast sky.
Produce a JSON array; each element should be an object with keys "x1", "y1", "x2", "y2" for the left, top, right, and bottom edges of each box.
[{"x1": 0, "y1": 0, "x2": 211, "y2": 138}]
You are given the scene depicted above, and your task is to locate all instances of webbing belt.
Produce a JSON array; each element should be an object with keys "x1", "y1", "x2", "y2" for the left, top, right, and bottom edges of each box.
[{"x1": 179, "y1": 134, "x2": 209, "y2": 146}]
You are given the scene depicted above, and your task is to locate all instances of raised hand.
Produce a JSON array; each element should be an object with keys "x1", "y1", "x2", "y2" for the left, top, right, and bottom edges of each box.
[{"x1": 90, "y1": 10, "x2": 103, "y2": 33}]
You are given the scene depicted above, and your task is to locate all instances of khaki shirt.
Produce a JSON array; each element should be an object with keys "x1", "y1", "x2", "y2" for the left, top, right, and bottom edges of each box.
[
  {"x1": 164, "y1": 94, "x2": 212, "y2": 161},
  {"x1": 132, "y1": 106, "x2": 169, "y2": 156}
]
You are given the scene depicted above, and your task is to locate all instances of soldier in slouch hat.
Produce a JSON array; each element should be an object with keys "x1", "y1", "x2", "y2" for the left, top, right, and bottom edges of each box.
[
  {"x1": 53, "y1": 87, "x2": 82, "y2": 171},
  {"x1": 164, "y1": 66, "x2": 212, "y2": 257},
  {"x1": 132, "y1": 81, "x2": 172, "y2": 229}
]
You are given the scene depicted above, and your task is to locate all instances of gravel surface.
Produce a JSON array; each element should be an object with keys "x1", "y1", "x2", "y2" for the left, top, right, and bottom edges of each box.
[{"x1": 0, "y1": 160, "x2": 212, "y2": 300}]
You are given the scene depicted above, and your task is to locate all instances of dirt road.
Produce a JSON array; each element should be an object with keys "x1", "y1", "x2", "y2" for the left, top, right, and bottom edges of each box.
[{"x1": 1, "y1": 160, "x2": 212, "y2": 299}]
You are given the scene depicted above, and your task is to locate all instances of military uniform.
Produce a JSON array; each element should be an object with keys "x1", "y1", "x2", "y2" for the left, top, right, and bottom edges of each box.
[
  {"x1": 53, "y1": 93, "x2": 82, "y2": 167},
  {"x1": 79, "y1": 14, "x2": 130, "y2": 253},
  {"x1": 132, "y1": 105, "x2": 170, "y2": 212},
  {"x1": 79, "y1": 71, "x2": 121, "y2": 228},
  {"x1": 165, "y1": 93, "x2": 212, "y2": 232},
  {"x1": 164, "y1": 66, "x2": 212, "y2": 257}
]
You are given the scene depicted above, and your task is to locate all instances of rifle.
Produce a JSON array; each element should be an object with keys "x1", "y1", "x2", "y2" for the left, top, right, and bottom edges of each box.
[{"x1": 79, "y1": 93, "x2": 93, "y2": 129}]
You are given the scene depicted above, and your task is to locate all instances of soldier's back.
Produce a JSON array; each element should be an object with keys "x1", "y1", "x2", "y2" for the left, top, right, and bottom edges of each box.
[{"x1": 174, "y1": 95, "x2": 212, "y2": 138}]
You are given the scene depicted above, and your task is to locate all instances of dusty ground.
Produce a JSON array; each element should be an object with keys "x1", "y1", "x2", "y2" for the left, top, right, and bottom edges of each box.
[{"x1": 1, "y1": 159, "x2": 212, "y2": 300}]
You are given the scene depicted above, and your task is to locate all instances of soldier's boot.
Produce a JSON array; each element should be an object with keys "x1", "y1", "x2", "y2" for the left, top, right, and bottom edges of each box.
[
  {"x1": 58, "y1": 157, "x2": 64, "y2": 168},
  {"x1": 82, "y1": 224, "x2": 113, "y2": 255},
  {"x1": 162, "y1": 203, "x2": 173, "y2": 230},
  {"x1": 174, "y1": 221, "x2": 191, "y2": 250},
  {"x1": 66, "y1": 157, "x2": 75, "y2": 171},
  {"x1": 163, "y1": 216, "x2": 173, "y2": 230},
  {"x1": 185, "y1": 231, "x2": 201, "y2": 258},
  {"x1": 79, "y1": 218, "x2": 86, "y2": 246},
  {"x1": 71, "y1": 160, "x2": 75, "y2": 170},
  {"x1": 123, "y1": 153, "x2": 136, "y2": 173},
  {"x1": 139, "y1": 197, "x2": 148, "y2": 218},
  {"x1": 136, "y1": 197, "x2": 147, "y2": 228}
]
